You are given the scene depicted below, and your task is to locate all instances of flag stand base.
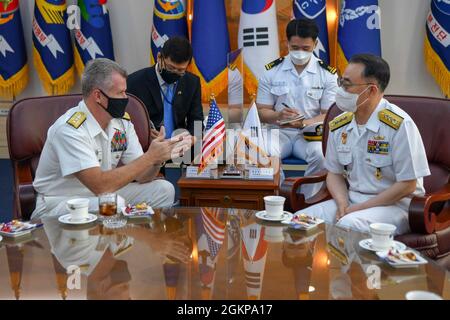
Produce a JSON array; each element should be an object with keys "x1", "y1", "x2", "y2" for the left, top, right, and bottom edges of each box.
[{"x1": 221, "y1": 164, "x2": 243, "y2": 179}]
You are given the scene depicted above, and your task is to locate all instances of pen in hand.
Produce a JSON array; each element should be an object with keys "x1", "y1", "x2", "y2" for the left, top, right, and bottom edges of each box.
[
  {"x1": 280, "y1": 103, "x2": 301, "y2": 117},
  {"x1": 282, "y1": 102, "x2": 292, "y2": 109},
  {"x1": 281, "y1": 103, "x2": 300, "y2": 115}
]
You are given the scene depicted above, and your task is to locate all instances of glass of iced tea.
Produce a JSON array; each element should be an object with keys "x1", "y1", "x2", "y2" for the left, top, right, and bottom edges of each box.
[
  {"x1": 99, "y1": 193, "x2": 117, "y2": 216},
  {"x1": 98, "y1": 193, "x2": 126, "y2": 229}
]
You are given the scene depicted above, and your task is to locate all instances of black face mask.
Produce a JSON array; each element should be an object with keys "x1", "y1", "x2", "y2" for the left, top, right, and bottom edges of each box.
[
  {"x1": 159, "y1": 59, "x2": 183, "y2": 84},
  {"x1": 99, "y1": 89, "x2": 128, "y2": 119},
  {"x1": 160, "y1": 67, "x2": 181, "y2": 84}
]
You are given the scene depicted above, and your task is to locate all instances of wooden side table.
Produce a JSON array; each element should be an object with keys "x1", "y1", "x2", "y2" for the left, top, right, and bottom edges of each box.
[{"x1": 178, "y1": 172, "x2": 280, "y2": 210}]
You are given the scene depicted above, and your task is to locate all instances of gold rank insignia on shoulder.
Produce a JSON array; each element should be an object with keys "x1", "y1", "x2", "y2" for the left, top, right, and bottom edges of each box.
[
  {"x1": 113, "y1": 242, "x2": 133, "y2": 258},
  {"x1": 122, "y1": 112, "x2": 131, "y2": 121},
  {"x1": 330, "y1": 112, "x2": 354, "y2": 132},
  {"x1": 318, "y1": 60, "x2": 337, "y2": 74},
  {"x1": 66, "y1": 112, "x2": 86, "y2": 129},
  {"x1": 265, "y1": 57, "x2": 284, "y2": 70},
  {"x1": 378, "y1": 109, "x2": 403, "y2": 130},
  {"x1": 327, "y1": 242, "x2": 348, "y2": 265}
]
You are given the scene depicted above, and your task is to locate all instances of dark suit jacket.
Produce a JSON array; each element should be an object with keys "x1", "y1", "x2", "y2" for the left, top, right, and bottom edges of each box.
[{"x1": 126, "y1": 66, "x2": 204, "y2": 136}]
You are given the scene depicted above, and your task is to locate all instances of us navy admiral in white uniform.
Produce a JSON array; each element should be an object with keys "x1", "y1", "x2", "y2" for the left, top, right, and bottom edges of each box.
[
  {"x1": 32, "y1": 58, "x2": 194, "y2": 220},
  {"x1": 296, "y1": 54, "x2": 430, "y2": 235},
  {"x1": 257, "y1": 18, "x2": 338, "y2": 198}
]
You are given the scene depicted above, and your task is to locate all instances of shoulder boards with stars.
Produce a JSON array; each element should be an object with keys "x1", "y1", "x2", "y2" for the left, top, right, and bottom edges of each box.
[
  {"x1": 122, "y1": 112, "x2": 131, "y2": 121},
  {"x1": 265, "y1": 57, "x2": 284, "y2": 71},
  {"x1": 113, "y1": 242, "x2": 133, "y2": 258},
  {"x1": 66, "y1": 112, "x2": 86, "y2": 129},
  {"x1": 329, "y1": 112, "x2": 353, "y2": 132},
  {"x1": 327, "y1": 242, "x2": 348, "y2": 265},
  {"x1": 319, "y1": 60, "x2": 337, "y2": 74},
  {"x1": 378, "y1": 109, "x2": 403, "y2": 130}
]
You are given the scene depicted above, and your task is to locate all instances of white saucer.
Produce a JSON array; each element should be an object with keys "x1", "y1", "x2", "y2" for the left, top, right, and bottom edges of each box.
[
  {"x1": 255, "y1": 210, "x2": 293, "y2": 222},
  {"x1": 264, "y1": 235, "x2": 285, "y2": 243},
  {"x1": 359, "y1": 238, "x2": 406, "y2": 252},
  {"x1": 58, "y1": 213, "x2": 98, "y2": 225},
  {"x1": 406, "y1": 290, "x2": 443, "y2": 300}
]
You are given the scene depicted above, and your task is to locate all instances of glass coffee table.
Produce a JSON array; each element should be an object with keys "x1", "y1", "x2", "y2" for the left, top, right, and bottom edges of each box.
[{"x1": 0, "y1": 207, "x2": 448, "y2": 300}]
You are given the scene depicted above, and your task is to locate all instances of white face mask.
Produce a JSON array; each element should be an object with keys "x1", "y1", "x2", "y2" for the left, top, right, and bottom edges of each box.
[
  {"x1": 289, "y1": 50, "x2": 313, "y2": 66},
  {"x1": 335, "y1": 86, "x2": 372, "y2": 113}
]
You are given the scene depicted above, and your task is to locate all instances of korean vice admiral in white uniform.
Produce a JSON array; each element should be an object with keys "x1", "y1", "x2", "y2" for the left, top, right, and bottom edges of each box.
[
  {"x1": 32, "y1": 59, "x2": 195, "y2": 220},
  {"x1": 296, "y1": 54, "x2": 430, "y2": 235},
  {"x1": 257, "y1": 19, "x2": 338, "y2": 199}
]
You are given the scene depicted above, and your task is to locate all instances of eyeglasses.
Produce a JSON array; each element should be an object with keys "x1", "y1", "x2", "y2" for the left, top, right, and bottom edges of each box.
[
  {"x1": 337, "y1": 77, "x2": 376, "y2": 90},
  {"x1": 161, "y1": 58, "x2": 186, "y2": 76}
]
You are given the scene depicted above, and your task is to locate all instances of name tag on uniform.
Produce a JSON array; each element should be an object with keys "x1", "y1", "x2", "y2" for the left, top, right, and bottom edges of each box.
[
  {"x1": 111, "y1": 129, "x2": 127, "y2": 152},
  {"x1": 337, "y1": 145, "x2": 351, "y2": 153},
  {"x1": 306, "y1": 90, "x2": 322, "y2": 100},
  {"x1": 367, "y1": 140, "x2": 389, "y2": 155}
]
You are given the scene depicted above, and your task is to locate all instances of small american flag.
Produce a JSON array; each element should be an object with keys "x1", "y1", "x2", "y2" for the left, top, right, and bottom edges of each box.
[
  {"x1": 198, "y1": 97, "x2": 225, "y2": 174},
  {"x1": 201, "y1": 208, "x2": 225, "y2": 260}
]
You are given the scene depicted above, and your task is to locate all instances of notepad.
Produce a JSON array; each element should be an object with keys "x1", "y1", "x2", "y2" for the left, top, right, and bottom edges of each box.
[{"x1": 278, "y1": 114, "x2": 305, "y2": 125}]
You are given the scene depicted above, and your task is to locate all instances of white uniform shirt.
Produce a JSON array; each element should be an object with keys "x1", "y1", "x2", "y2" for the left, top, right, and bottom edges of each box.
[
  {"x1": 257, "y1": 54, "x2": 338, "y2": 128},
  {"x1": 44, "y1": 218, "x2": 106, "y2": 276},
  {"x1": 44, "y1": 218, "x2": 135, "y2": 276},
  {"x1": 324, "y1": 98, "x2": 430, "y2": 198},
  {"x1": 33, "y1": 100, "x2": 144, "y2": 197}
]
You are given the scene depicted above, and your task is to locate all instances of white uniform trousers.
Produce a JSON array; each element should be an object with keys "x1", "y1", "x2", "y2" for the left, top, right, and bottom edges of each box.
[
  {"x1": 32, "y1": 179, "x2": 175, "y2": 220},
  {"x1": 295, "y1": 190, "x2": 411, "y2": 235},
  {"x1": 271, "y1": 129, "x2": 325, "y2": 199}
]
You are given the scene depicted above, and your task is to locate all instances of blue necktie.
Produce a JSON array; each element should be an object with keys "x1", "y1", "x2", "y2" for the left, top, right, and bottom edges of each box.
[{"x1": 162, "y1": 83, "x2": 175, "y2": 139}]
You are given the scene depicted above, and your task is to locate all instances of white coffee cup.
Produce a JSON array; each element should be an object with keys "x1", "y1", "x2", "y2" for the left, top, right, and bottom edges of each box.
[
  {"x1": 405, "y1": 290, "x2": 443, "y2": 300},
  {"x1": 264, "y1": 196, "x2": 285, "y2": 218},
  {"x1": 264, "y1": 226, "x2": 284, "y2": 243},
  {"x1": 66, "y1": 198, "x2": 90, "y2": 222},
  {"x1": 369, "y1": 223, "x2": 396, "y2": 250}
]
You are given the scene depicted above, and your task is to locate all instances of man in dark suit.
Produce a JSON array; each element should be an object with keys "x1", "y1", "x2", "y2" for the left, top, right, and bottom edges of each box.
[{"x1": 127, "y1": 37, "x2": 203, "y2": 140}]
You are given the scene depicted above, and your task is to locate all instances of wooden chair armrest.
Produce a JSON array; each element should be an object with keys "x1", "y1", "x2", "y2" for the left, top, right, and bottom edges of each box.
[
  {"x1": 303, "y1": 185, "x2": 332, "y2": 209},
  {"x1": 280, "y1": 170, "x2": 328, "y2": 212},
  {"x1": 409, "y1": 184, "x2": 450, "y2": 234},
  {"x1": 17, "y1": 183, "x2": 37, "y2": 220}
]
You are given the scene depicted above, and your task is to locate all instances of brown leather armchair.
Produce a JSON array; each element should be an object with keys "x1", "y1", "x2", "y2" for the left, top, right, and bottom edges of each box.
[
  {"x1": 280, "y1": 95, "x2": 450, "y2": 269},
  {"x1": 7, "y1": 93, "x2": 151, "y2": 221}
]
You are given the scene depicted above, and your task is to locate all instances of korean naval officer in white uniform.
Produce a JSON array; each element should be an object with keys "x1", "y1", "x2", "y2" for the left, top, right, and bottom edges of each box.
[
  {"x1": 257, "y1": 18, "x2": 337, "y2": 199},
  {"x1": 296, "y1": 54, "x2": 430, "y2": 235},
  {"x1": 31, "y1": 58, "x2": 195, "y2": 220}
]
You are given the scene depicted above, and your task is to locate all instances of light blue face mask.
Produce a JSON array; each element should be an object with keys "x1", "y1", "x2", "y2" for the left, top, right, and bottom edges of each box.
[{"x1": 335, "y1": 85, "x2": 373, "y2": 113}]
